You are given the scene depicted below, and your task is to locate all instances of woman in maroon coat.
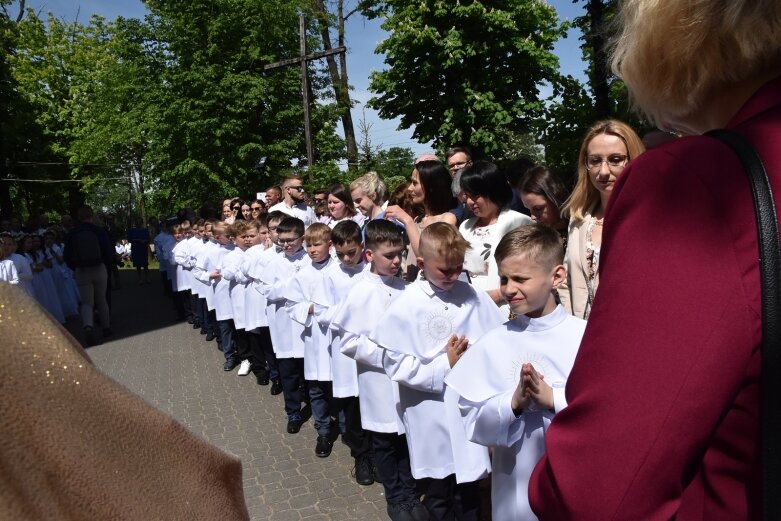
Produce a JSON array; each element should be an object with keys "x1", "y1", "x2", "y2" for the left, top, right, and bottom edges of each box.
[{"x1": 529, "y1": 1, "x2": 781, "y2": 520}]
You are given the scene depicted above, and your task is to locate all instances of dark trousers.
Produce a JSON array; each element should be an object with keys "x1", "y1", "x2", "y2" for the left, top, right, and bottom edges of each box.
[
  {"x1": 307, "y1": 380, "x2": 332, "y2": 436},
  {"x1": 161, "y1": 271, "x2": 173, "y2": 297},
  {"x1": 277, "y1": 357, "x2": 305, "y2": 420},
  {"x1": 174, "y1": 290, "x2": 190, "y2": 320},
  {"x1": 236, "y1": 329, "x2": 252, "y2": 360},
  {"x1": 332, "y1": 395, "x2": 371, "y2": 459},
  {"x1": 253, "y1": 327, "x2": 278, "y2": 380},
  {"x1": 421, "y1": 475, "x2": 481, "y2": 521},
  {"x1": 217, "y1": 319, "x2": 236, "y2": 362},
  {"x1": 372, "y1": 431, "x2": 417, "y2": 505}
]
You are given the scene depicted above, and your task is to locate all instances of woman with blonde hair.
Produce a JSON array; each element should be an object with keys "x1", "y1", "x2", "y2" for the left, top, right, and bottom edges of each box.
[
  {"x1": 350, "y1": 172, "x2": 387, "y2": 222},
  {"x1": 530, "y1": 1, "x2": 781, "y2": 519},
  {"x1": 558, "y1": 119, "x2": 645, "y2": 319}
]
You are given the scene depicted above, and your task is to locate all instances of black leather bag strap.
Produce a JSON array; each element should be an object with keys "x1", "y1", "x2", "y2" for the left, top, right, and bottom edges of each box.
[{"x1": 707, "y1": 129, "x2": 781, "y2": 521}]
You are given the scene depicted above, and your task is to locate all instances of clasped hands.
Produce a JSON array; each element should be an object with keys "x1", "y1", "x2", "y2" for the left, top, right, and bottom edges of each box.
[{"x1": 511, "y1": 363, "x2": 553, "y2": 416}]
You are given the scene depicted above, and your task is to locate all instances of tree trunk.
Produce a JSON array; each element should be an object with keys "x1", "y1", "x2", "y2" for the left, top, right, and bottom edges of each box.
[
  {"x1": 313, "y1": 0, "x2": 358, "y2": 166},
  {"x1": 587, "y1": 0, "x2": 611, "y2": 120}
]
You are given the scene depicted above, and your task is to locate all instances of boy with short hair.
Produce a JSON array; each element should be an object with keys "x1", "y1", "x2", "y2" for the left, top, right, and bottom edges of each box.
[
  {"x1": 445, "y1": 224, "x2": 586, "y2": 521},
  {"x1": 261, "y1": 217, "x2": 311, "y2": 433},
  {"x1": 332, "y1": 220, "x2": 426, "y2": 521},
  {"x1": 310, "y1": 220, "x2": 372, "y2": 482},
  {"x1": 283, "y1": 223, "x2": 335, "y2": 456},
  {"x1": 194, "y1": 221, "x2": 237, "y2": 370},
  {"x1": 371, "y1": 222, "x2": 505, "y2": 520},
  {"x1": 244, "y1": 211, "x2": 286, "y2": 392},
  {"x1": 171, "y1": 220, "x2": 195, "y2": 323}
]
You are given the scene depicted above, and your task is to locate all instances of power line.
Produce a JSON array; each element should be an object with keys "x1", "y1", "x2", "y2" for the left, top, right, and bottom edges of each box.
[{"x1": 1, "y1": 176, "x2": 129, "y2": 183}]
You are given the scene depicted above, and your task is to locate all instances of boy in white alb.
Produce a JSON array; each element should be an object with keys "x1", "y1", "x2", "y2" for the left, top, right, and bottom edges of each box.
[
  {"x1": 282, "y1": 223, "x2": 335, "y2": 457},
  {"x1": 244, "y1": 211, "x2": 287, "y2": 393},
  {"x1": 260, "y1": 217, "x2": 311, "y2": 433},
  {"x1": 190, "y1": 221, "x2": 218, "y2": 341},
  {"x1": 171, "y1": 221, "x2": 195, "y2": 323},
  {"x1": 371, "y1": 223, "x2": 505, "y2": 520},
  {"x1": 332, "y1": 220, "x2": 427, "y2": 521},
  {"x1": 445, "y1": 224, "x2": 586, "y2": 521},
  {"x1": 194, "y1": 221, "x2": 237, "y2": 370},
  {"x1": 1, "y1": 234, "x2": 33, "y2": 295},
  {"x1": 310, "y1": 220, "x2": 372, "y2": 484}
]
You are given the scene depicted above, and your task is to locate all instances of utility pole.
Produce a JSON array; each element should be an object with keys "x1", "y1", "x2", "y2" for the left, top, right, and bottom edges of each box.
[{"x1": 265, "y1": 14, "x2": 345, "y2": 180}]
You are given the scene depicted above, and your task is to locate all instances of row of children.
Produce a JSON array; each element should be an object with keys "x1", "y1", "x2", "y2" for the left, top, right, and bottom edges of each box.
[
  {"x1": 0, "y1": 231, "x2": 81, "y2": 324},
  {"x1": 151, "y1": 208, "x2": 585, "y2": 521}
]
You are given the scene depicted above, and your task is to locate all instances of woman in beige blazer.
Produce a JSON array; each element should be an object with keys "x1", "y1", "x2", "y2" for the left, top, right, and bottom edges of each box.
[{"x1": 558, "y1": 120, "x2": 645, "y2": 318}]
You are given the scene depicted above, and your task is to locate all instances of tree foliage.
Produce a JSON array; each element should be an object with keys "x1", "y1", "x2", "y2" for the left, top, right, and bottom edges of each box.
[
  {"x1": 6, "y1": 0, "x2": 346, "y2": 223},
  {"x1": 364, "y1": 0, "x2": 565, "y2": 158}
]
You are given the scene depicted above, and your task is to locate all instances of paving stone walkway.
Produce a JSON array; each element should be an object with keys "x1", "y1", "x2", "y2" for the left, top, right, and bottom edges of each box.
[{"x1": 81, "y1": 271, "x2": 390, "y2": 520}]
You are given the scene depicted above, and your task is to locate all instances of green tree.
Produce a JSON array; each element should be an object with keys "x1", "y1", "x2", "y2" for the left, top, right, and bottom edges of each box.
[{"x1": 364, "y1": 0, "x2": 565, "y2": 157}]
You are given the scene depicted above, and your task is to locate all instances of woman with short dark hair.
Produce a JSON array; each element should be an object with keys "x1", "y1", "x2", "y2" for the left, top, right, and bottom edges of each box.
[{"x1": 458, "y1": 161, "x2": 532, "y2": 313}]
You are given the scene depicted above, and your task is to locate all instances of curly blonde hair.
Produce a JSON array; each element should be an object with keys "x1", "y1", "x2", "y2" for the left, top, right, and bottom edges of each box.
[{"x1": 609, "y1": 0, "x2": 781, "y2": 125}]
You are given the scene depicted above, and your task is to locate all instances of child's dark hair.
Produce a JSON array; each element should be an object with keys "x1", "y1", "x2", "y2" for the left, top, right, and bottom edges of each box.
[
  {"x1": 331, "y1": 220, "x2": 362, "y2": 246},
  {"x1": 276, "y1": 216, "x2": 304, "y2": 237},
  {"x1": 266, "y1": 210, "x2": 287, "y2": 226},
  {"x1": 364, "y1": 219, "x2": 403, "y2": 251},
  {"x1": 494, "y1": 224, "x2": 563, "y2": 270}
]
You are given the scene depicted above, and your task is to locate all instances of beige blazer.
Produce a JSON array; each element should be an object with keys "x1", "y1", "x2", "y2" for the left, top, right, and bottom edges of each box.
[{"x1": 558, "y1": 214, "x2": 597, "y2": 319}]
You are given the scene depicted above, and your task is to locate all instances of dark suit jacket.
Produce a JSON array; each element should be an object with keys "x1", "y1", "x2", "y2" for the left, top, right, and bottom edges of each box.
[{"x1": 529, "y1": 76, "x2": 781, "y2": 520}]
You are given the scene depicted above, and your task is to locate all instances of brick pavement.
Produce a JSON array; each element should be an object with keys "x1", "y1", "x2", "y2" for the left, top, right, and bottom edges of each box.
[{"x1": 82, "y1": 271, "x2": 390, "y2": 520}]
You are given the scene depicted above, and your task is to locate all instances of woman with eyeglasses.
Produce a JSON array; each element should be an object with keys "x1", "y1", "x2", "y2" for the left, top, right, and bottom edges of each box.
[
  {"x1": 249, "y1": 200, "x2": 266, "y2": 220},
  {"x1": 558, "y1": 120, "x2": 645, "y2": 319}
]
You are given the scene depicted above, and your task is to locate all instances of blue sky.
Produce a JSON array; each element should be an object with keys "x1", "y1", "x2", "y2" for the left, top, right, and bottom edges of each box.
[{"x1": 19, "y1": 0, "x2": 588, "y2": 158}]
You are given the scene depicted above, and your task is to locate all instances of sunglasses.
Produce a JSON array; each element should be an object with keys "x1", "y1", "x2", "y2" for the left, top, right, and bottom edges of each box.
[
  {"x1": 287, "y1": 186, "x2": 305, "y2": 192},
  {"x1": 251, "y1": 206, "x2": 262, "y2": 210}
]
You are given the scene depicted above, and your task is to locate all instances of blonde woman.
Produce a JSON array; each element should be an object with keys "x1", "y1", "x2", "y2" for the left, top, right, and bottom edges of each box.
[
  {"x1": 557, "y1": 120, "x2": 645, "y2": 318},
  {"x1": 350, "y1": 172, "x2": 387, "y2": 222},
  {"x1": 530, "y1": 1, "x2": 781, "y2": 518}
]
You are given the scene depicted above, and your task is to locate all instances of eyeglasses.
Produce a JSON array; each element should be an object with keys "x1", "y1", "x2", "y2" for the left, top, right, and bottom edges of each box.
[
  {"x1": 232, "y1": 206, "x2": 241, "y2": 210},
  {"x1": 585, "y1": 154, "x2": 628, "y2": 170},
  {"x1": 278, "y1": 237, "x2": 302, "y2": 245},
  {"x1": 448, "y1": 160, "x2": 470, "y2": 171},
  {"x1": 251, "y1": 206, "x2": 262, "y2": 211},
  {"x1": 287, "y1": 186, "x2": 305, "y2": 192}
]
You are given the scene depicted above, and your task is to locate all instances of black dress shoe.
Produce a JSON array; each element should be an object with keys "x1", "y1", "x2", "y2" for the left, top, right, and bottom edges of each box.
[
  {"x1": 223, "y1": 359, "x2": 238, "y2": 371},
  {"x1": 287, "y1": 418, "x2": 303, "y2": 434},
  {"x1": 200, "y1": 328, "x2": 207, "y2": 335},
  {"x1": 315, "y1": 435, "x2": 333, "y2": 458},
  {"x1": 353, "y1": 455, "x2": 374, "y2": 486},
  {"x1": 205, "y1": 331, "x2": 216, "y2": 342},
  {"x1": 256, "y1": 371, "x2": 270, "y2": 386},
  {"x1": 270, "y1": 379, "x2": 282, "y2": 395},
  {"x1": 192, "y1": 322, "x2": 200, "y2": 329}
]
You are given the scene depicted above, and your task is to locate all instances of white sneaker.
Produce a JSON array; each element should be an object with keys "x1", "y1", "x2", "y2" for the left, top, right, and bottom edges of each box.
[{"x1": 237, "y1": 359, "x2": 251, "y2": 376}]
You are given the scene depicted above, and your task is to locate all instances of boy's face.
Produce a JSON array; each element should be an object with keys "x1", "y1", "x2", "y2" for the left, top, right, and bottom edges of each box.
[
  {"x1": 334, "y1": 240, "x2": 363, "y2": 267},
  {"x1": 366, "y1": 242, "x2": 403, "y2": 277},
  {"x1": 499, "y1": 253, "x2": 564, "y2": 319},
  {"x1": 267, "y1": 220, "x2": 282, "y2": 245},
  {"x1": 417, "y1": 251, "x2": 464, "y2": 291},
  {"x1": 257, "y1": 226, "x2": 269, "y2": 245},
  {"x1": 307, "y1": 239, "x2": 332, "y2": 263},
  {"x1": 174, "y1": 232, "x2": 183, "y2": 241},
  {"x1": 277, "y1": 230, "x2": 304, "y2": 256},
  {"x1": 241, "y1": 227, "x2": 260, "y2": 250}
]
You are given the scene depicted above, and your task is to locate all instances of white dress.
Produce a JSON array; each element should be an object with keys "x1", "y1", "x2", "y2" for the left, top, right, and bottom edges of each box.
[
  {"x1": 444, "y1": 305, "x2": 586, "y2": 521},
  {"x1": 371, "y1": 278, "x2": 504, "y2": 482},
  {"x1": 459, "y1": 209, "x2": 532, "y2": 315},
  {"x1": 332, "y1": 271, "x2": 407, "y2": 433}
]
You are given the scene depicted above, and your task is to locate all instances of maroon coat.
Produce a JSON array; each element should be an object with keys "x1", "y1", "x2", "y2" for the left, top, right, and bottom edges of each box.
[{"x1": 529, "y1": 77, "x2": 781, "y2": 520}]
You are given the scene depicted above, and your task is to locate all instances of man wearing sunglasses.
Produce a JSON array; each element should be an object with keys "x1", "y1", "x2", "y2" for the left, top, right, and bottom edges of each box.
[{"x1": 268, "y1": 175, "x2": 317, "y2": 227}]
